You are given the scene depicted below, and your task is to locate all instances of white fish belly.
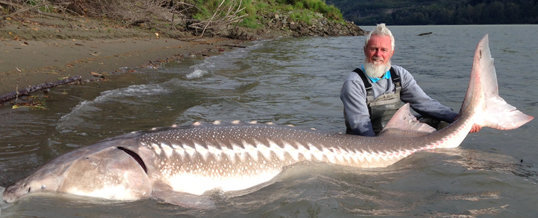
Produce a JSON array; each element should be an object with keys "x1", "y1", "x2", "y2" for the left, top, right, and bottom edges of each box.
[{"x1": 166, "y1": 169, "x2": 282, "y2": 195}]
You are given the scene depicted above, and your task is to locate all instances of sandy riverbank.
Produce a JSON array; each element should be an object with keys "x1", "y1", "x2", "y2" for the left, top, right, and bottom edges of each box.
[{"x1": 0, "y1": 36, "x2": 245, "y2": 101}]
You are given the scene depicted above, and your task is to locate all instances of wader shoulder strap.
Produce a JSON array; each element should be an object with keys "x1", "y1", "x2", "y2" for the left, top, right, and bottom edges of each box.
[
  {"x1": 353, "y1": 68, "x2": 372, "y2": 89},
  {"x1": 353, "y1": 68, "x2": 374, "y2": 102},
  {"x1": 389, "y1": 67, "x2": 400, "y2": 87}
]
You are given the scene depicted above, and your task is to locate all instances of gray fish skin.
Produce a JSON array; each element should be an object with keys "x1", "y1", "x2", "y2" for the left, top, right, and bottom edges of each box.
[{"x1": 2, "y1": 35, "x2": 534, "y2": 206}]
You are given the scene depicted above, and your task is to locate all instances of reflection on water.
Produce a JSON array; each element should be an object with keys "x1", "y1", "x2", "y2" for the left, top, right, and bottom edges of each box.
[{"x1": 1, "y1": 25, "x2": 537, "y2": 217}]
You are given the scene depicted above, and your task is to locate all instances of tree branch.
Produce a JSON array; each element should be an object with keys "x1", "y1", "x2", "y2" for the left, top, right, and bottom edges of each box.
[{"x1": 0, "y1": 76, "x2": 82, "y2": 104}]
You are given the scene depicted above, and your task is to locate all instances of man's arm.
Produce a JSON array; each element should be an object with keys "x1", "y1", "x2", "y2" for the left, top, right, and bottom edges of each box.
[
  {"x1": 340, "y1": 79, "x2": 376, "y2": 136},
  {"x1": 396, "y1": 66, "x2": 459, "y2": 123}
]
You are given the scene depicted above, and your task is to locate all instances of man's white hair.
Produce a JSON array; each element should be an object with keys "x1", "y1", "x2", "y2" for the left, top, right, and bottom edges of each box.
[{"x1": 364, "y1": 23, "x2": 395, "y2": 51}]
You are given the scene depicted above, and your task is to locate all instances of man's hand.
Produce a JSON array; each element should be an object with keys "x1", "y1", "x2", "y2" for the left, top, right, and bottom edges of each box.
[
  {"x1": 455, "y1": 114, "x2": 481, "y2": 133},
  {"x1": 470, "y1": 124, "x2": 481, "y2": 133}
]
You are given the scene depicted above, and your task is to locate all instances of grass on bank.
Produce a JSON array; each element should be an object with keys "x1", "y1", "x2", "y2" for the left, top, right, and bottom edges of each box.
[{"x1": 192, "y1": 0, "x2": 344, "y2": 27}]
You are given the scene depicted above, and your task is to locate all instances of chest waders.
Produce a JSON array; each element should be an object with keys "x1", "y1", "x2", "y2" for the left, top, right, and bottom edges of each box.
[{"x1": 354, "y1": 67, "x2": 403, "y2": 134}]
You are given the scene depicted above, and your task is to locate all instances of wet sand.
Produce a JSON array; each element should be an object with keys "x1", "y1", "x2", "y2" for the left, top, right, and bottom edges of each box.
[{"x1": 0, "y1": 37, "x2": 244, "y2": 98}]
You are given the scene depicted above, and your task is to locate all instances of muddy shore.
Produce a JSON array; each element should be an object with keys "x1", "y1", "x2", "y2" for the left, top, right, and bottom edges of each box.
[
  {"x1": 0, "y1": 36, "x2": 244, "y2": 99},
  {"x1": 0, "y1": 10, "x2": 250, "y2": 104}
]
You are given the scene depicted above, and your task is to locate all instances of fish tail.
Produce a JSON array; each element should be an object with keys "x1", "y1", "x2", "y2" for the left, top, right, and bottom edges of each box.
[{"x1": 461, "y1": 34, "x2": 533, "y2": 130}]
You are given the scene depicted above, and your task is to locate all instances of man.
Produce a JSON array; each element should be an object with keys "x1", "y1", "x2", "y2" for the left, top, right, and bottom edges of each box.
[{"x1": 340, "y1": 23, "x2": 480, "y2": 136}]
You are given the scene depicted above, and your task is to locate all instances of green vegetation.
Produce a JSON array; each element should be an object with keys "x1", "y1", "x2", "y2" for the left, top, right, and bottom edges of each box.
[
  {"x1": 277, "y1": 0, "x2": 343, "y2": 20},
  {"x1": 327, "y1": 0, "x2": 538, "y2": 25},
  {"x1": 191, "y1": 0, "x2": 263, "y2": 28},
  {"x1": 188, "y1": 0, "x2": 344, "y2": 28}
]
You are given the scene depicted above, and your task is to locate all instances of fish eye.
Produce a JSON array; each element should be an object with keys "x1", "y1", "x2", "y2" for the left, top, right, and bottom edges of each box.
[{"x1": 41, "y1": 185, "x2": 46, "y2": 190}]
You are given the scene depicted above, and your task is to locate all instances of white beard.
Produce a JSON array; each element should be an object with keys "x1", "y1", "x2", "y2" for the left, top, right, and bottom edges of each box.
[{"x1": 364, "y1": 61, "x2": 391, "y2": 78}]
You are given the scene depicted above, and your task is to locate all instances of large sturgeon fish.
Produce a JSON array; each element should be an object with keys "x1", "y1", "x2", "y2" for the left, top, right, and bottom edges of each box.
[{"x1": 2, "y1": 35, "x2": 534, "y2": 207}]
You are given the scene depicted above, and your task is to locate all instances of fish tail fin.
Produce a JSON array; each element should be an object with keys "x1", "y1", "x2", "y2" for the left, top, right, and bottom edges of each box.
[{"x1": 461, "y1": 34, "x2": 533, "y2": 130}]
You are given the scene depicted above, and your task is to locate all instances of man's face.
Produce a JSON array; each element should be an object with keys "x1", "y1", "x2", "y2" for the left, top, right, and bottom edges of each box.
[{"x1": 364, "y1": 34, "x2": 394, "y2": 66}]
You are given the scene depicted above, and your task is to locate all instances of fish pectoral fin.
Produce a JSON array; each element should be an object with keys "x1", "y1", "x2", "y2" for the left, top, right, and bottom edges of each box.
[
  {"x1": 151, "y1": 182, "x2": 215, "y2": 209},
  {"x1": 379, "y1": 103, "x2": 437, "y2": 137}
]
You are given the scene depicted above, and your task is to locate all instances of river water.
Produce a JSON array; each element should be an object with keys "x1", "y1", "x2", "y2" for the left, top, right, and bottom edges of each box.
[{"x1": 1, "y1": 25, "x2": 537, "y2": 217}]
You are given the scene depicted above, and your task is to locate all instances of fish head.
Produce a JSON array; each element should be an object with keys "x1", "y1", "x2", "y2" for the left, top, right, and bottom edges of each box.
[
  {"x1": 2, "y1": 141, "x2": 107, "y2": 203},
  {"x1": 3, "y1": 136, "x2": 151, "y2": 203},
  {"x1": 2, "y1": 164, "x2": 65, "y2": 203}
]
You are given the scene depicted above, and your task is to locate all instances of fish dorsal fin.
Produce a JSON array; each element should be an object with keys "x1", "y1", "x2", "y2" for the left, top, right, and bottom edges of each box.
[{"x1": 378, "y1": 103, "x2": 436, "y2": 137}]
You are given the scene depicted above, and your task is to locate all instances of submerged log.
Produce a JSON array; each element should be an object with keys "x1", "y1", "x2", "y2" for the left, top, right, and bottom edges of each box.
[
  {"x1": 0, "y1": 75, "x2": 82, "y2": 104},
  {"x1": 418, "y1": 32, "x2": 433, "y2": 36}
]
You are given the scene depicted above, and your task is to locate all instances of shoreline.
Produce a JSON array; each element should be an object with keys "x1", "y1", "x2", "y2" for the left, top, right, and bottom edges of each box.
[
  {"x1": 0, "y1": 3, "x2": 363, "y2": 104},
  {"x1": 0, "y1": 36, "x2": 246, "y2": 103}
]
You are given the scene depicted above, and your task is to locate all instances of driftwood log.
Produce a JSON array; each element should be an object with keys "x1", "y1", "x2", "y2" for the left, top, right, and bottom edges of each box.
[{"x1": 0, "y1": 75, "x2": 82, "y2": 104}]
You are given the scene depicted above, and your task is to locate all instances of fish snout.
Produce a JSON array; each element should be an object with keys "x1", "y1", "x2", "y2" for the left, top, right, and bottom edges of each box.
[
  {"x1": 2, "y1": 182, "x2": 28, "y2": 203},
  {"x1": 2, "y1": 176, "x2": 57, "y2": 203}
]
